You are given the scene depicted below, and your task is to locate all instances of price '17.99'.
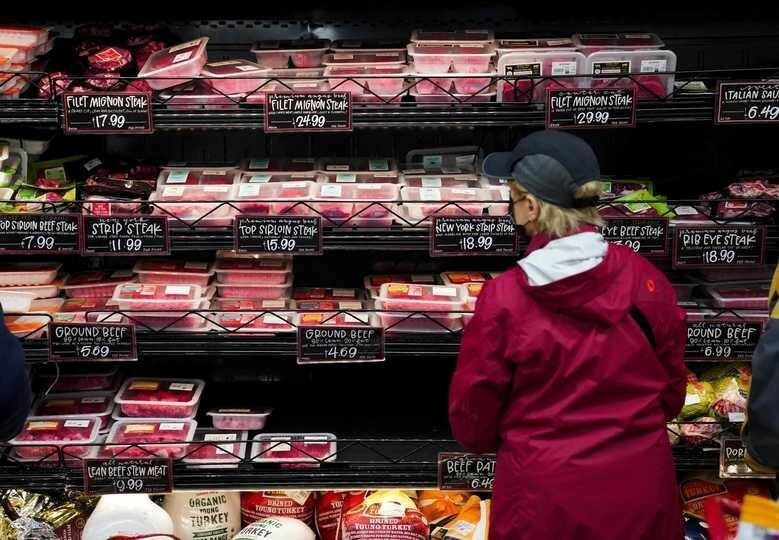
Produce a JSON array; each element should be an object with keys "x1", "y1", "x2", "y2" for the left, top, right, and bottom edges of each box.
[{"x1": 92, "y1": 114, "x2": 126, "y2": 129}]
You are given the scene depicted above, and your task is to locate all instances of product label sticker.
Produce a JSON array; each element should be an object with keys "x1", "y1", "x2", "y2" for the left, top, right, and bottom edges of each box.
[
  {"x1": 64, "y1": 420, "x2": 90, "y2": 428},
  {"x1": 169, "y1": 39, "x2": 203, "y2": 53},
  {"x1": 172, "y1": 51, "x2": 193, "y2": 64},
  {"x1": 204, "y1": 433, "x2": 238, "y2": 442},
  {"x1": 419, "y1": 188, "x2": 442, "y2": 201},
  {"x1": 249, "y1": 159, "x2": 270, "y2": 170},
  {"x1": 592, "y1": 61, "x2": 631, "y2": 75},
  {"x1": 505, "y1": 62, "x2": 542, "y2": 77},
  {"x1": 169, "y1": 382, "x2": 195, "y2": 392},
  {"x1": 551, "y1": 61, "x2": 577, "y2": 76},
  {"x1": 369, "y1": 159, "x2": 390, "y2": 171},
  {"x1": 249, "y1": 174, "x2": 273, "y2": 183},
  {"x1": 29, "y1": 421, "x2": 59, "y2": 431},
  {"x1": 203, "y1": 185, "x2": 228, "y2": 193},
  {"x1": 183, "y1": 261, "x2": 208, "y2": 270},
  {"x1": 336, "y1": 173, "x2": 357, "y2": 183},
  {"x1": 327, "y1": 164, "x2": 350, "y2": 171},
  {"x1": 129, "y1": 381, "x2": 160, "y2": 391},
  {"x1": 262, "y1": 313, "x2": 285, "y2": 324},
  {"x1": 685, "y1": 394, "x2": 702, "y2": 406},
  {"x1": 411, "y1": 274, "x2": 435, "y2": 283},
  {"x1": 236, "y1": 64, "x2": 260, "y2": 72},
  {"x1": 166, "y1": 170, "x2": 189, "y2": 184},
  {"x1": 203, "y1": 169, "x2": 227, "y2": 176},
  {"x1": 84, "y1": 158, "x2": 103, "y2": 171},
  {"x1": 333, "y1": 288, "x2": 356, "y2": 298},
  {"x1": 238, "y1": 184, "x2": 261, "y2": 197},
  {"x1": 729, "y1": 412, "x2": 746, "y2": 423},
  {"x1": 320, "y1": 184, "x2": 343, "y2": 197},
  {"x1": 81, "y1": 397, "x2": 107, "y2": 404},
  {"x1": 164, "y1": 285, "x2": 191, "y2": 296},
  {"x1": 640, "y1": 59, "x2": 668, "y2": 73},
  {"x1": 423, "y1": 155, "x2": 444, "y2": 169},
  {"x1": 162, "y1": 186, "x2": 185, "y2": 197},
  {"x1": 378, "y1": 502, "x2": 406, "y2": 518},
  {"x1": 125, "y1": 424, "x2": 156, "y2": 433},
  {"x1": 433, "y1": 286, "x2": 458, "y2": 298},
  {"x1": 421, "y1": 176, "x2": 443, "y2": 188},
  {"x1": 159, "y1": 423, "x2": 184, "y2": 431},
  {"x1": 209, "y1": 60, "x2": 241, "y2": 67}
]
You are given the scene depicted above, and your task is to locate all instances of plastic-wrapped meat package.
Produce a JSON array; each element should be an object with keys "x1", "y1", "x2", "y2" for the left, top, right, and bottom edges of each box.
[
  {"x1": 340, "y1": 490, "x2": 429, "y2": 540},
  {"x1": 251, "y1": 39, "x2": 330, "y2": 68},
  {"x1": 498, "y1": 51, "x2": 585, "y2": 103},
  {"x1": 375, "y1": 282, "x2": 466, "y2": 332},
  {"x1": 462, "y1": 282, "x2": 484, "y2": 325},
  {"x1": 727, "y1": 180, "x2": 768, "y2": 198},
  {"x1": 87, "y1": 46, "x2": 132, "y2": 71},
  {"x1": 0, "y1": 278, "x2": 62, "y2": 301},
  {"x1": 250, "y1": 434, "x2": 336, "y2": 465},
  {"x1": 40, "y1": 364, "x2": 119, "y2": 392},
  {"x1": 215, "y1": 277, "x2": 292, "y2": 300},
  {"x1": 572, "y1": 32, "x2": 665, "y2": 54},
  {"x1": 408, "y1": 43, "x2": 495, "y2": 74},
  {"x1": 440, "y1": 271, "x2": 496, "y2": 286},
  {"x1": 127, "y1": 300, "x2": 212, "y2": 332},
  {"x1": 134, "y1": 260, "x2": 214, "y2": 287},
  {"x1": 324, "y1": 65, "x2": 407, "y2": 95},
  {"x1": 85, "y1": 69, "x2": 124, "y2": 91},
  {"x1": 342, "y1": 184, "x2": 400, "y2": 223},
  {"x1": 59, "y1": 297, "x2": 118, "y2": 323},
  {"x1": 716, "y1": 200, "x2": 775, "y2": 219},
  {"x1": 159, "y1": 167, "x2": 240, "y2": 185},
  {"x1": 10, "y1": 416, "x2": 102, "y2": 459},
  {"x1": 104, "y1": 418, "x2": 197, "y2": 459},
  {"x1": 183, "y1": 428, "x2": 248, "y2": 467},
  {"x1": 37, "y1": 71, "x2": 72, "y2": 99},
  {"x1": 706, "y1": 284, "x2": 770, "y2": 310},
  {"x1": 115, "y1": 377, "x2": 204, "y2": 418},
  {"x1": 402, "y1": 187, "x2": 488, "y2": 220},
  {"x1": 201, "y1": 59, "x2": 271, "y2": 94},
  {"x1": 112, "y1": 283, "x2": 205, "y2": 310},
  {"x1": 0, "y1": 262, "x2": 61, "y2": 287},
  {"x1": 0, "y1": 26, "x2": 48, "y2": 48},
  {"x1": 138, "y1": 37, "x2": 210, "y2": 90},
  {"x1": 135, "y1": 40, "x2": 167, "y2": 70},
  {"x1": 208, "y1": 408, "x2": 272, "y2": 430},
  {"x1": 679, "y1": 417, "x2": 720, "y2": 446},
  {"x1": 585, "y1": 49, "x2": 676, "y2": 100},
  {"x1": 151, "y1": 184, "x2": 235, "y2": 226},
  {"x1": 0, "y1": 289, "x2": 35, "y2": 313},
  {"x1": 212, "y1": 298, "x2": 294, "y2": 310},
  {"x1": 158, "y1": 81, "x2": 240, "y2": 109},
  {"x1": 33, "y1": 392, "x2": 114, "y2": 430},
  {"x1": 700, "y1": 364, "x2": 751, "y2": 420},
  {"x1": 233, "y1": 181, "x2": 315, "y2": 215},
  {"x1": 213, "y1": 310, "x2": 296, "y2": 333},
  {"x1": 297, "y1": 310, "x2": 371, "y2": 327},
  {"x1": 62, "y1": 270, "x2": 135, "y2": 298},
  {"x1": 293, "y1": 288, "x2": 361, "y2": 301},
  {"x1": 402, "y1": 173, "x2": 479, "y2": 188},
  {"x1": 215, "y1": 258, "x2": 292, "y2": 285},
  {"x1": 364, "y1": 274, "x2": 436, "y2": 298}
]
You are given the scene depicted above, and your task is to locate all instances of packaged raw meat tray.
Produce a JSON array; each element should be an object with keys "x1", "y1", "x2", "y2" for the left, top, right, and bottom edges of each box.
[
  {"x1": 401, "y1": 173, "x2": 479, "y2": 188},
  {"x1": 0, "y1": 290, "x2": 35, "y2": 313},
  {"x1": 158, "y1": 167, "x2": 241, "y2": 186},
  {"x1": 138, "y1": 37, "x2": 210, "y2": 90},
  {"x1": 241, "y1": 157, "x2": 319, "y2": 174},
  {"x1": 232, "y1": 181, "x2": 316, "y2": 215},
  {"x1": 215, "y1": 258, "x2": 292, "y2": 285},
  {"x1": 250, "y1": 432, "x2": 337, "y2": 463},
  {"x1": 32, "y1": 392, "x2": 114, "y2": 430},
  {"x1": 10, "y1": 415, "x2": 102, "y2": 459},
  {"x1": 705, "y1": 284, "x2": 770, "y2": 310},
  {"x1": 211, "y1": 298, "x2": 295, "y2": 310},
  {"x1": 0, "y1": 26, "x2": 49, "y2": 47},
  {"x1": 0, "y1": 262, "x2": 61, "y2": 287},
  {"x1": 497, "y1": 50, "x2": 585, "y2": 103},
  {"x1": 201, "y1": 59, "x2": 271, "y2": 94},
  {"x1": 585, "y1": 49, "x2": 677, "y2": 100},
  {"x1": 62, "y1": 270, "x2": 135, "y2": 299},
  {"x1": 134, "y1": 260, "x2": 214, "y2": 287},
  {"x1": 295, "y1": 299, "x2": 364, "y2": 312},
  {"x1": 496, "y1": 37, "x2": 577, "y2": 55},
  {"x1": 410, "y1": 30, "x2": 495, "y2": 45},
  {"x1": 364, "y1": 274, "x2": 437, "y2": 297},
  {"x1": 376, "y1": 282, "x2": 467, "y2": 311},
  {"x1": 215, "y1": 277, "x2": 292, "y2": 300},
  {"x1": 251, "y1": 39, "x2": 330, "y2": 69},
  {"x1": 60, "y1": 297, "x2": 118, "y2": 323},
  {"x1": 115, "y1": 377, "x2": 205, "y2": 418},
  {"x1": 208, "y1": 408, "x2": 272, "y2": 430},
  {"x1": 440, "y1": 271, "x2": 497, "y2": 286},
  {"x1": 125, "y1": 300, "x2": 212, "y2": 332},
  {"x1": 183, "y1": 428, "x2": 248, "y2": 467},
  {"x1": 293, "y1": 288, "x2": 362, "y2": 301},
  {"x1": 401, "y1": 187, "x2": 489, "y2": 219},
  {"x1": 104, "y1": 418, "x2": 197, "y2": 459},
  {"x1": 572, "y1": 32, "x2": 665, "y2": 54},
  {"x1": 211, "y1": 310, "x2": 296, "y2": 333},
  {"x1": 112, "y1": 283, "x2": 206, "y2": 310},
  {"x1": 150, "y1": 184, "x2": 235, "y2": 225},
  {"x1": 407, "y1": 43, "x2": 495, "y2": 74},
  {"x1": 41, "y1": 364, "x2": 119, "y2": 392}
]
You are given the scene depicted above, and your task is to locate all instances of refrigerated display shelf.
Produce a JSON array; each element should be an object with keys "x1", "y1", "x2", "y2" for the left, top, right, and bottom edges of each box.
[{"x1": 0, "y1": 439, "x2": 720, "y2": 492}]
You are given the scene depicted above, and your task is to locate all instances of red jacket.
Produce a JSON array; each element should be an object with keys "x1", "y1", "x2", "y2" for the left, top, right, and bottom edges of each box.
[{"x1": 449, "y1": 229, "x2": 687, "y2": 540}]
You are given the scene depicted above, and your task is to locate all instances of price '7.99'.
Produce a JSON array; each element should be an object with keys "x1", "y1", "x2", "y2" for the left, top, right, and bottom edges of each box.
[{"x1": 21, "y1": 235, "x2": 55, "y2": 250}]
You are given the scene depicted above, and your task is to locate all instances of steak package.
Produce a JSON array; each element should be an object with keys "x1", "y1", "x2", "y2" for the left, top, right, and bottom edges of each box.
[
  {"x1": 340, "y1": 490, "x2": 429, "y2": 540},
  {"x1": 240, "y1": 491, "x2": 316, "y2": 528}
]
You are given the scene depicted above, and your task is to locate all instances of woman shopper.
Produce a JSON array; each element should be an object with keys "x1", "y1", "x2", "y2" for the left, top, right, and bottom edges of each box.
[{"x1": 449, "y1": 130, "x2": 687, "y2": 540}]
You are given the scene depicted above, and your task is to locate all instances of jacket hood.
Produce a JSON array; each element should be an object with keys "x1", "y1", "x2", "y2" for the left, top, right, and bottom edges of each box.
[{"x1": 518, "y1": 228, "x2": 632, "y2": 326}]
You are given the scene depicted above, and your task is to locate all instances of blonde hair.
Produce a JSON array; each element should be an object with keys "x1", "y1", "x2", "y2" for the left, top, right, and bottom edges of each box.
[{"x1": 509, "y1": 180, "x2": 603, "y2": 237}]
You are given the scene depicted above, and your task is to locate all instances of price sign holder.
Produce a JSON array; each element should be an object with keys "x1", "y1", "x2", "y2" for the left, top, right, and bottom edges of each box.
[
  {"x1": 430, "y1": 216, "x2": 519, "y2": 257},
  {"x1": 264, "y1": 91, "x2": 352, "y2": 133},
  {"x1": 234, "y1": 215, "x2": 323, "y2": 255},
  {"x1": 297, "y1": 325, "x2": 384, "y2": 364},
  {"x1": 63, "y1": 92, "x2": 153, "y2": 134},
  {"x1": 82, "y1": 215, "x2": 170, "y2": 256},
  {"x1": 716, "y1": 81, "x2": 779, "y2": 124},
  {"x1": 437, "y1": 453, "x2": 496, "y2": 492},
  {"x1": 84, "y1": 457, "x2": 173, "y2": 495},
  {"x1": 0, "y1": 213, "x2": 82, "y2": 254},
  {"x1": 673, "y1": 225, "x2": 766, "y2": 268},
  {"x1": 48, "y1": 322, "x2": 137, "y2": 362},
  {"x1": 546, "y1": 87, "x2": 636, "y2": 129},
  {"x1": 720, "y1": 439, "x2": 775, "y2": 479},
  {"x1": 685, "y1": 320, "x2": 764, "y2": 361},
  {"x1": 600, "y1": 216, "x2": 669, "y2": 256}
]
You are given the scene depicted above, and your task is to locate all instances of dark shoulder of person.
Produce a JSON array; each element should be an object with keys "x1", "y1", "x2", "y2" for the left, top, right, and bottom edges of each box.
[{"x1": 0, "y1": 306, "x2": 32, "y2": 441}]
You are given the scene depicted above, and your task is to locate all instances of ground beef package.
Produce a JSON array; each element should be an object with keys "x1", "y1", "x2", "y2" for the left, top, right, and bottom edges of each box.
[
  {"x1": 240, "y1": 491, "x2": 315, "y2": 528},
  {"x1": 340, "y1": 490, "x2": 429, "y2": 540}
]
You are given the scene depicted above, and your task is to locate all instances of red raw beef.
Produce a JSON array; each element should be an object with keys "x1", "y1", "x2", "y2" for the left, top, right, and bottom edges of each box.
[
  {"x1": 106, "y1": 420, "x2": 194, "y2": 459},
  {"x1": 13, "y1": 417, "x2": 98, "y2": 459},
  {"x1": 85, "y1": 69, "x2": 124, "y2": 91},
  {"x1": 87, "y1": 46, "x2": 132, "y2": 71},
  {"x1": 37, "y1": 71, "x2": 71, "y2": 99},
  {"x1": 727, "y1": 181, "x2": 768, "y2": 198}
]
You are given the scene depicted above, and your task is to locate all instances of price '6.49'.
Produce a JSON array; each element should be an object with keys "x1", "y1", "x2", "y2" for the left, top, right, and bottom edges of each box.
[{"x1": 747, "y1": 105, "x2": 779, "y2": 120}]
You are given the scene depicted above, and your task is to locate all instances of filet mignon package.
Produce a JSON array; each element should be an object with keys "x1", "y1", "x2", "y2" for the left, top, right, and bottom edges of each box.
[
  {"x1": 240, "y1": 491, "x2": 316, "y2": 528},
  {"x1": 340, "y1": 490, "x2": 429, "y2": 540}
]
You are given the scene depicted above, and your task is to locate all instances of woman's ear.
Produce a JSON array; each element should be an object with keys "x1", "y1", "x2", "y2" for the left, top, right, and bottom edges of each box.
[{"x1": 526, "y1": 194, "x2": 540, "y2": 222}]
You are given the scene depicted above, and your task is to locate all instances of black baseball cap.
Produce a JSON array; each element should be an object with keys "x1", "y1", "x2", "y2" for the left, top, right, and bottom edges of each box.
[{"x1": 482, "y1": 130, "x2": 601, "y2": 208}]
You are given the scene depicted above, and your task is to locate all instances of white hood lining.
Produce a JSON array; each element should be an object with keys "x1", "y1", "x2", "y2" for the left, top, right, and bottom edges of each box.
[{"x1": 519, "y1": 232, "x2": 608, "y2": 286}]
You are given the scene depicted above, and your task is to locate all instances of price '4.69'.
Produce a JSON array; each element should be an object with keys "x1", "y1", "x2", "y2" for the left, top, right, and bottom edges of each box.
[{"x1": 324, "y1": 346, "x2": 359, "y2": 360}]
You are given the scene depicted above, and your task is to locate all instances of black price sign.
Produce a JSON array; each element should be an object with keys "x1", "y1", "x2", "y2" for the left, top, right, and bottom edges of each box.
[
  {"x1": 601, "y1": 217, "x2": 669, "y2": 255},
  {"x1": 673, "y1": 226, "x2": 765, "y2": 268},
  {"x1": 48, "y1": 322, "x2": 137, "y2": 362},
  {"x1": 63, "y1": 92, "x2": 153, "y2": 134},
  {"x1": 83, "y1": 215, "x2": 170, "y2": 256},
  {"x1": 0, "y1": 213, "x2": 81, "y2": 254},
  {"x1": 720, "y1": 439, "x2": 774, "y2": 479},
  {"x1": 430, "y1": 216, "x2": 519, "y2": 257},
  {"x1": 685, "y1": 320, "x2": 763, "y2": 361},
  {"x1": 264, "y1": 92, "x2": 352, "y2": 132},
  {"x1": 234, "y1": 215, "x2": 323, "y2": 255},
  {"x1": 438, "y1": 453, "x2": 496, "y2": 491},
  {"x1": 546, "y1": 87, "x2": 636, "y2": 129},
  {"x1": 716, "y1": 82, "x2": 779, "y2": 124},
  {"x1": 84, "y1": 457, "x2": 173, "y2": 495},
  {"x1": 297, "y1": 325, "x2": 384, "y2": 364}
]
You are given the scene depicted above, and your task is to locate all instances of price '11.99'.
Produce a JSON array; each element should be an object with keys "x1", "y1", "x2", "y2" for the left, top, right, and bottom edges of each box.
[{"x1": 109, "y1": 238, "x2": 143, "y2": 252}]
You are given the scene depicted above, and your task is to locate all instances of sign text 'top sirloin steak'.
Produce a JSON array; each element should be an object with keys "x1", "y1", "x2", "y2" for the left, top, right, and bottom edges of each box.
[
  {"x1": 685, "y1": 320, "x2": 763, "y2": 361},
  {"x1": 673, "y1": 226, "x2": 765, "y2": 267},
  {"x1": 82, "y1": 215, "x2": 170, "y2": 256},
  {"x1": 297, "y1": 325, "x2": 384, "y2": 364},
  {"x1": 49, "y1": 322, "x2": 137, "y2": 362},
  {"x1": 438, "y1": 453, "x2": 496, "y2": 491},
  {"x1": 601, "y1": 217, "x2": 669, "y2": 255},
  {"x1": 234, "y1": 215, "x2": 323, "y2": 255},
  {"x1": 264, "y1": 92, "x2": 352, "y2": 132},
  {"x1": 0, "y1": 213, "x2": 82, "y2": 254},
  {"x1": 716, "y1": 81, "x2": 779, "y2": 124},
  {"x1": 546, "y1": 87, "x2": 636, "y2": 129},
  {"x1": 431, "y1": 216, "x2": 519, "y2": 256},
  {"x1": 63, "y1": 92, "x2": 154, "y2": 134},
  {"x1": 84, "y1": 457, "x2": 173, "y2": 495}
]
